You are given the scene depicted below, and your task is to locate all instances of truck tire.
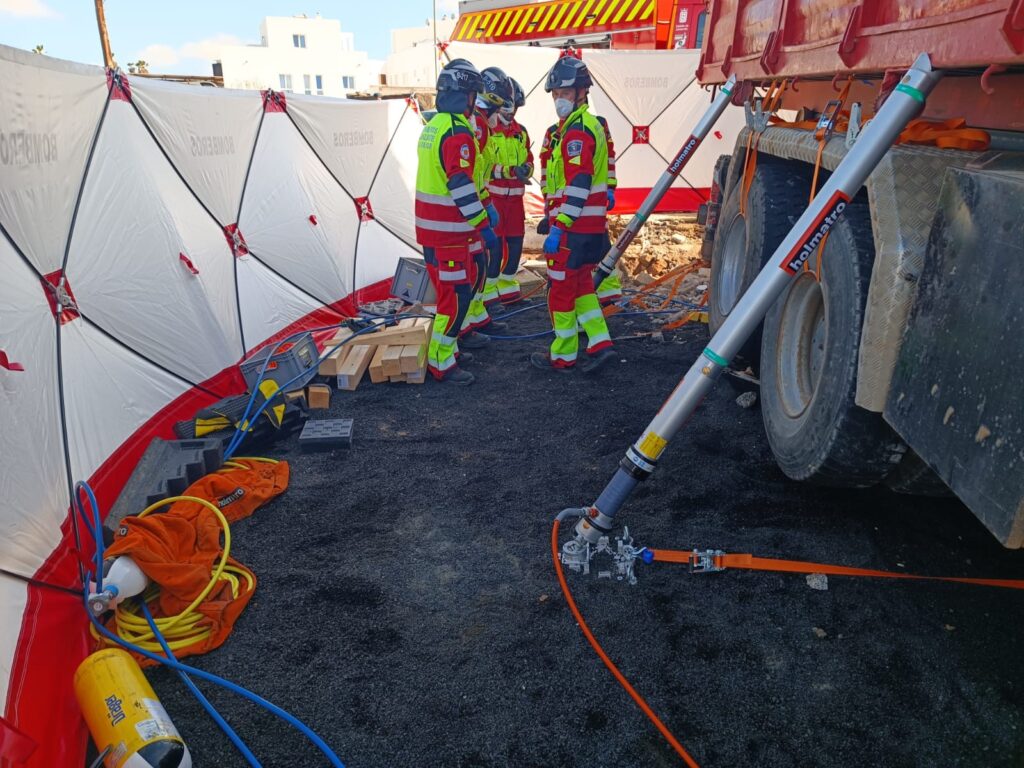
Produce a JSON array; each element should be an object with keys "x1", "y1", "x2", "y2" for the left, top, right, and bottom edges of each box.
[
  {"x1": 709, "y1": 159, "x2": 809, "y2": 380},
  {"x1": 759, "y1": 197, "x2": 905, "y2": 487},
  {"x1": 884, "y1": 448, "x2": 952, "y2": 497}
]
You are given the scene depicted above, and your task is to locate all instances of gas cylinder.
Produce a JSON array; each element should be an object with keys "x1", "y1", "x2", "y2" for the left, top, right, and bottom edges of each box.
[
  {"x1": 74, "y1": 648, "x2": 192, "y2": 768},
  {"x1": 88, "y1": 556, "x2": 149, "y2": 616}
]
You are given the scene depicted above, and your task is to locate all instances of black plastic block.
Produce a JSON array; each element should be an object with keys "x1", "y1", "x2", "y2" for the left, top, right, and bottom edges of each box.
[
  {"x1": 104, "y1": 438, "x2": 223, "y2": 541},
  {"x1": 299, "y1": 419, "x2": 354, "y2": 451}
]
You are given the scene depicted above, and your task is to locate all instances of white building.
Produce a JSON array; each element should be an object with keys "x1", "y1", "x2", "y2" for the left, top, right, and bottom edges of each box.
[
  {"x1": 382, "y1": 17, "x2": 457, "y2": 89},
  {"x1": 216, "y1": 15, "x2": 380, "y2": 97}
]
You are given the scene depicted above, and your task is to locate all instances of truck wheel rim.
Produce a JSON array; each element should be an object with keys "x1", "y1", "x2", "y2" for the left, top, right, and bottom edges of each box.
[
  {"x1": 716, "y1": 213, "x2": 746, "y2": 317},
  {"x1": 775, "y1": 272, "x2": 827, "y2": 418}
]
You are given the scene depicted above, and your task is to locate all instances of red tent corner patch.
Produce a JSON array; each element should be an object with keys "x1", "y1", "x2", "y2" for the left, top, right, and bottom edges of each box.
[
  {"x1": 40, "y1": 270, "x2": 80, "y2": 325},
  {"x1": 354, "y1": 197, "x2": 374, "y2": 223}
]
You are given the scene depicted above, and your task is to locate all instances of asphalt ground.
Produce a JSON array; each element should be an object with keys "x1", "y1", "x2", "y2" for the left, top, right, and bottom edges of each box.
[{"x1": 150, "y1": 302, "x2": 1024, "y2": 768}]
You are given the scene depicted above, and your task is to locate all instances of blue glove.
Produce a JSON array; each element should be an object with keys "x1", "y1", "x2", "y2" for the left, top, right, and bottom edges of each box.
[
  {"x1": 543, "y1": 225, "x2": 563, "y2": 255},
  {"x1": 481, "y1": 226, "x2": 498, "y2": 249},
  {"x1": 607, "y1": 188, "x2": 616, "y2": 211},
  {"x1": 485, "y1": 204, "x2": 500, "y2": 228}
]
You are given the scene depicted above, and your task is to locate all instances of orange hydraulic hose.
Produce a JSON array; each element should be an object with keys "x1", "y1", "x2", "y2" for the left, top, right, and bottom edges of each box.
[{"x1": 551, "y1": 520, "x2": 701, "y2": 768}]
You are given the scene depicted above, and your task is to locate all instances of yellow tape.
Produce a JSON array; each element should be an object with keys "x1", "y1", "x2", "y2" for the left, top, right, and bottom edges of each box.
[{"x1": 638, "y1": 431, "x2": 668, "y2": 459}]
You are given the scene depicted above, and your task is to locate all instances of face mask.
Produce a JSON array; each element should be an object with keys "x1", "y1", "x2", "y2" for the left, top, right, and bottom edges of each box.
[
  {"x1": 487, "y1": 111, "x2": 500, "y2": 128},
  {"x1": 497, "y1": 112, "x2": 511, "y2": 126},
  {"x1": 554, "y1": 98, "x2": 574, "y2": 119}
]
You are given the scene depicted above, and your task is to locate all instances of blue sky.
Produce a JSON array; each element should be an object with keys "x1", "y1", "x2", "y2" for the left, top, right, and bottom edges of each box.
[{"x1": 0, "y1": 0, "x2": 458, "y2": 72}]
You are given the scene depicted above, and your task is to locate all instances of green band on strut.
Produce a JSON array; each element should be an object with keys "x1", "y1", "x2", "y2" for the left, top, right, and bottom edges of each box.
[
  {"x1": 703, "y1": 347, "x2": 728, "y2": 367},
  {"x1": 895, "y1": 84, "x2": 924, "y2": 104}
]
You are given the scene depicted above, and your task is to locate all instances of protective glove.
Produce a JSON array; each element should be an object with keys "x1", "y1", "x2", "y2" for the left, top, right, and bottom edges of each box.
[
  {"x1": 513, "y1": 164, "x2": 532, "y2": 182},
  {"x1": 485, "y1": 204, "x2": 500, "y2": 228},
  {"x1": 480, "y1": 226, "x2": 498, "y2": 249},
  {"x1": 607, "y1": 188, "x2": 616, "y2": 211},
  {"x1": 536, "y1": 217, "x2": 550, "y2": 235},
  {"x1": 542, "y1": 225, "x2": 563, "y2": 255}
]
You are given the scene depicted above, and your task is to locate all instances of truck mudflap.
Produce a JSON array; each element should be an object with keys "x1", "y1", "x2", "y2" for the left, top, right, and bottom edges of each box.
[{"x1": 884, "y1": 159, "x2": 1024, "y2": 547}]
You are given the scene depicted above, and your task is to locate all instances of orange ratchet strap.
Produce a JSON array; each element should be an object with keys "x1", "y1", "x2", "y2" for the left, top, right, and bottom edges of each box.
[
  {"x1": 739, "y1": 79, "x2": 788, "y2": 215},
  {"x1": 646, "y1": 548, "x2": 1024, "y2": 591}
]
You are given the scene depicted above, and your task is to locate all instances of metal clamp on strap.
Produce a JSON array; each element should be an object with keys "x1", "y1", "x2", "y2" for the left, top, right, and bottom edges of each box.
[{"x1": 689, "y1": 549, "x2": 726, "y2": 573}]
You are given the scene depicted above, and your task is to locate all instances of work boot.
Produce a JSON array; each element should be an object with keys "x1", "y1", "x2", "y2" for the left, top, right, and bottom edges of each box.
[
  {"x1": 580, "y1": 348, "x2": 617, "y2": 374},
  {"x1": 460, "y1": 332, "x2": 491, "y2": 349},
  {"x1": 455, "y1": 351, "x2": 474, "y2": 364},
  {"x1": 487, "y1": 302, "x2": 507, "y2": 316},
  {"x1": 530, "y1": 351, "x2": 572, "y2": 372},
  {"x1": 441, "y1": 368, "x2": 475, "y2": 385},
  {"x1": 483, "y1": 319, "x2": 508, "y2": 333}
]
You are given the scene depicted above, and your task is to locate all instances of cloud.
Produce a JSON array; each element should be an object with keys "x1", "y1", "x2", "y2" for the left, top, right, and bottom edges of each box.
[
  {"x1": 179, "y1": 34, "x2": 242, "y2": 61},
  {"x1": 134, "y1": 44, "x2": 179, "y2": 67},
  {"x1": 437, "y1": 0, "x2": 459, "y2": 15},
  {"x1": 132, "y1": 34, "x2": 242, "y2": 70},
  {"x1": 0, "y1": 0, "x2": 60, "y2": 18}
]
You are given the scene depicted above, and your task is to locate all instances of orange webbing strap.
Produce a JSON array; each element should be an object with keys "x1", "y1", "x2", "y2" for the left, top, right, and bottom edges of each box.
[
  {"x1": 553, "y1": 521, "x2": 702, "y2": 768},
  {"x1": 660, "y1": 290, "x2": 709, "y2": 331},
  {"x1": 801, "y1": 78, "x2": 852, "y2": 279},
  {"x1": 603, "y1": 262, "x2": 698, "y2": 317},
  {"x1": 648, "y1": 548, "x2": 1024, "y2": 591},
  {"x1": 897, "y1": 118, "x2": 990, "y2": 151},
  {"x1": 739, "y1": 80, "x2": 788, "y2": 216}
]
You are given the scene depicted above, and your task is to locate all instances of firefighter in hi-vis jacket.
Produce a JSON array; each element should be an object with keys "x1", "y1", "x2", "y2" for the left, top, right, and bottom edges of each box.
[
  {"x1": 532, "y1": 57, "x2": 616, "y2": 374},
  {"x1": 414, "y1": 59, "x2": 500, "y2": 386}
]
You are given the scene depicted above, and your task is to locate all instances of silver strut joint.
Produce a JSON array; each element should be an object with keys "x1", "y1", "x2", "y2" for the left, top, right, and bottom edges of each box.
[{"x1": 560, "y1": 525, "x2": 648, "y2": 586}]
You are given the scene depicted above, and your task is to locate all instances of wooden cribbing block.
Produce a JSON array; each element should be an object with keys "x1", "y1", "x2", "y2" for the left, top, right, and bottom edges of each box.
[
  {"x1": 406, "y1": 367, "x2": 426, "y2": 384},
  {"x1": 399, "y1": 344, "x2": 426, "y2": 374},
  {"x1": 368, "y1": 345, "x2": 389, "y2": 384},
  {"x1": 381, "y1": 346, "x2": 404, "y2": 378},
  {"x1": 336, "y1": 345, "x2": 373, "y2": 391},
  {"x1": 318, "y1": 328, "x2": 354, "y2": 376},
  {"x1": 357, "y1": 321, "x2": 430, "y2": 349},
  {"x1": 388, "y1": 372, "x2": 407, "y2": 383}
]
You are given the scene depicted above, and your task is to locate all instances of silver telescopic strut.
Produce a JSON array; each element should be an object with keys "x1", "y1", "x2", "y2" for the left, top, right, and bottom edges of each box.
[
  {"x1": 593, "y1": 74, "x2": 738, "y2": 288},
  {"x1": 569, "y1": 54, "x2": 942, "y2": 548}
]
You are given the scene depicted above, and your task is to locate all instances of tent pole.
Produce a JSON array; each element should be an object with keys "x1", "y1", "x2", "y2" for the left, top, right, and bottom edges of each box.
[{"x1": 94, "y1": 0, "x2": 113, "y2": 69}]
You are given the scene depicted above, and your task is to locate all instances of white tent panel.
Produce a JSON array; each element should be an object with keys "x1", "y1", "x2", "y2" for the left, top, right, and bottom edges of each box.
[
  {"x1": 354, "y1": 219, "x2": 420, "y2": 292},
  {"x1": 651, "y1": 89, "x2": 745, "y2": 189},
  {"x1": 367, "y1": 105, "x2": 423, "y2": 250},
  {"x1": 68, "y1": 101, "x2": 243, "y2": 381},
  {"x1": 60, "y1": 319, "x2": 190, "y2": 491},
  {"x1": 0, "y1": 45, "x2": 107, "y2": 274},
  {"x1": 0, "y1": 241, "x2": 65, "y2": 710},
  {"x1": 0, "y1": 237, "x2": 67, "y2": 577},
  {"x1": 611, "y1": 142, "x2": 675, "y2": 189},
  {"x1": 286, "y1": 94, "x2": 393, "y2": 199},
  {"x1": 235, "y1": 256, "x2": 330, "y2": 352},
  {"x1": 131, "y1": 78, "x2": 264, "y2": 225},
  {"x1": 240, "y1": 114, "x2": 356, "y2": 305},
  {"x1": 584, "y1": 49, "x2": 699, "y2": 127}
]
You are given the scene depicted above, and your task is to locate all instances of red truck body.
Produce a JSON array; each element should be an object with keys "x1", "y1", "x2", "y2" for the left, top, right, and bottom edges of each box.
[{"x1": 698, "y1": 0, "x2": 1024, "y2": 82}]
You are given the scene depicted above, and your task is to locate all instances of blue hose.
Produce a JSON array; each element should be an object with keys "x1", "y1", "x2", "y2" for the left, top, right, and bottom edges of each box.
[
  {"x1": 74, "y1": 481, "x2": 104, "y2": 591},
  {"x1": 76, "y1": 481, "x2": 346, "y2": 767},
  {"x1": 141, "y1": 601, "x2": 262, "y2": 768},
  {"x1": 478, "y1": 309, "x2": 682, "y2": 342}
]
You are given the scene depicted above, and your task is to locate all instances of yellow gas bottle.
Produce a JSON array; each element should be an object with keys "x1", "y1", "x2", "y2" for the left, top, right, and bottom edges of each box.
[{"x1": 74, "y1": 648, "x2": 192, "y2": 768}]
